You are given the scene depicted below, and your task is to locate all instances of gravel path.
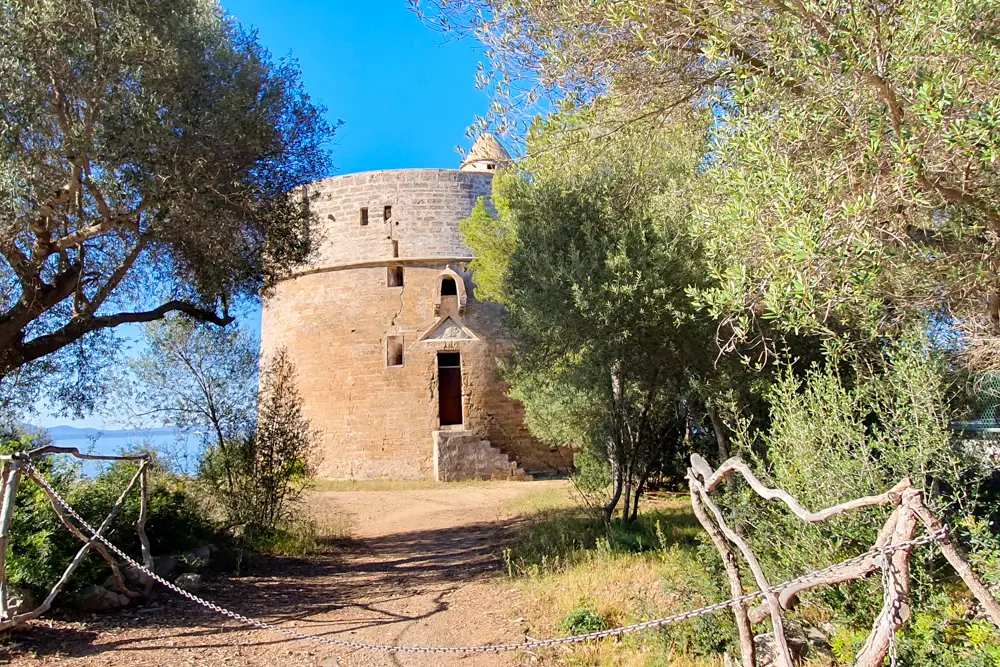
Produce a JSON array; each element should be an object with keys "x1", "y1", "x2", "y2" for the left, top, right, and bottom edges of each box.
[{"x1": 3, "y1": 481, "x2": 567, "y2": 667}]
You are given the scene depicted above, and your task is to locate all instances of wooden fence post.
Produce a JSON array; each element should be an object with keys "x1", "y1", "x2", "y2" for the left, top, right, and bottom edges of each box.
[{"x1": 0, "y1": 458, "x2": 23, "y2": 621}]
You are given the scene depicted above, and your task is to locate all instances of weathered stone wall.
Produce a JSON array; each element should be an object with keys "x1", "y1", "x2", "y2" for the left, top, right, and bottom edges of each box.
[
  {"x1": 304, "y1": 169, "x2": 493, "y2": 267},
  {"x1": 261, "y1": 169, "x2": 571, "y2": 479}
]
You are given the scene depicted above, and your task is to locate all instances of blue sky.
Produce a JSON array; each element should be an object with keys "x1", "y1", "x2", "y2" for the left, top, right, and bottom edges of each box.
[
  {"x1": 227, "y1": 0, "x2": 489, "y2": 174},
  {"x1": 37, "y1": 1, "x2": 491, "y2": 429}
]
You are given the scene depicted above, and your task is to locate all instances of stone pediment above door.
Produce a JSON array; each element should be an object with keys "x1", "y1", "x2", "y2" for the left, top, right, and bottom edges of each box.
[{"x1": 419, "y1": 315, "x2": 479, "y2": 342}]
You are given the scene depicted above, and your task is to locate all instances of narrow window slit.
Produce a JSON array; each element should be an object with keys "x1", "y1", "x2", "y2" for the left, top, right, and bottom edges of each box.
[
  {"x1": 360, "y1": 207, "x2": 369, "y2": 226},
  {"x1": 387, "y1": 265, "x2": 404, "y2": 287},
  {"x1": 386, "y1": 335, "x2": 404, "y2": 367}
]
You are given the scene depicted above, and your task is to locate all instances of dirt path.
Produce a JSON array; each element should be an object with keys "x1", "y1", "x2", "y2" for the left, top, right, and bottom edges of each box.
[{"x1": 4, "y1": 480, "x2": 568, "y2": 667}]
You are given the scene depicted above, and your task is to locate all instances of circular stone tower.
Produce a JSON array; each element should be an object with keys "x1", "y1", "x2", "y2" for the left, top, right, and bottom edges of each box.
[{"x1": 261, "y1": 137, "x2": 568, "y2": 480}]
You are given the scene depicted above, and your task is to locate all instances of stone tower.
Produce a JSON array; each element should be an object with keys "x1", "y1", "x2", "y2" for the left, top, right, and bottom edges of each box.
[{"x1": 260, "y1": 137, "x2": 569, "y2": 480}]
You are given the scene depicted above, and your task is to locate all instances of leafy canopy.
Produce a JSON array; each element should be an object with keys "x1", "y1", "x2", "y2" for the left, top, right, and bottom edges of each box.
[
  {"x1": 419, "y1": 0, "x2": 1000, "y2": 362},
  {"x1": 0, "y1": 0, "x2": 334, "y2": 412},
  {"x1": 463, "y1": 107, "x2": 718, "y2": 517}
]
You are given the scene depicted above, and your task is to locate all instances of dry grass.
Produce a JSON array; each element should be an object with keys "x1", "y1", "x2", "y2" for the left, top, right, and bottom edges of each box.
[
  {"x1": 499, "y1": 492, "x2": 837, "y2": 666},
  {"x1": 495, "y1": 492, "x2": 736, "y2": 665},
  {"x1": 501, "y1": 482, "x2": 582, "y2": 515},
  {"x1": 311, "y1": 478, "x2": 491, "y2": 493}
]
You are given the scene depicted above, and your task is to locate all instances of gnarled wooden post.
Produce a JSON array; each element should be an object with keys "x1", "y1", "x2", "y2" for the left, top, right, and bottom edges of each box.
[
  {"x1": 0, "y1": 447, "x2": 154, "y2": 631},
  {"x1": 688, "y1": 475, "x2": 755, "y2": 667},
  {"x1": 687, "y1": 453, "x2": 1000, "y2": 667},
  {"x1": 0, "y1": 458, "x2": 23, "y2": 622}
]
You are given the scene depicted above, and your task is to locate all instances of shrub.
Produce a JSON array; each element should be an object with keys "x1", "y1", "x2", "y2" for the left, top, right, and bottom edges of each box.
[
  {"x1": 718, "y1": 334, "x2": 1000, "y2": 659},
  {"x1": 199, "y1": 348, "x2": 318, "y2": 547},
  {"x1": 3, "y1": 439, "x2": 213, "y2": 602},
  {"x1": 559, "y1": 604, "x2": 607, "y2": 634}
]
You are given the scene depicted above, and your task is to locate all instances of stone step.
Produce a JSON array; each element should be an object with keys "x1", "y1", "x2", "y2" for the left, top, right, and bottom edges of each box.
[{"x1": 432, "y1": 430, "x2": 532, "y2": 482}]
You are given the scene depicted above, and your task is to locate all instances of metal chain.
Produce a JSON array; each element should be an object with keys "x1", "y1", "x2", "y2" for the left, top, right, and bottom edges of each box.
[
  {"x1": 22, "y1": 459, "x2": 948, "y2": 655},
  {"x1": 880, "y1": 553, "x2": 899, "y2": 667}
]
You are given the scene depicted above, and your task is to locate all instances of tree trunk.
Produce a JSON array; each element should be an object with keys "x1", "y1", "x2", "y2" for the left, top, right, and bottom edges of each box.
[
  {"x1": 622, "y1": 479, "x2": 632, "y2": 523},
  {"x1": 627, "y1": 479, "x2": 642, "y2": 522},
  {"x1": 603, "y1": 361, "x2": 626, "y2": 521},
  {"x1": 0, "y1": 460, "x2": 22, "y2": 621},
  {"x1": 708, "y1": 404, "x2": 730, "y2": 462},
  {"x1": 603, "y1": 459, "x2": 623, "y2": 521}
]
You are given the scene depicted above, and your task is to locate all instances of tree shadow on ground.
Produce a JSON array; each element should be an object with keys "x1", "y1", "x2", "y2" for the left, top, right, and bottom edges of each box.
[{"x1": 5, "y1": 517, "x2": 514, "y2": 660}]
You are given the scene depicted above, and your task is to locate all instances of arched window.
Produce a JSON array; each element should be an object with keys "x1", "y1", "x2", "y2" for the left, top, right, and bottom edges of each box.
[{"x1": 434, "y1": 268, "x2": 467, "y2": 316}]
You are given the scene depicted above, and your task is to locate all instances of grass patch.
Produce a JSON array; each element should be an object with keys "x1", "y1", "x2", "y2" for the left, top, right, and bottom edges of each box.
[
  {"x1": 501, "y1": 492, "x2": 851, "y2": 666},
  {"x1": 502, "y1": 493, "x2": 738, "y2": 665},
  {"x1": 501, "y1": 483, "x2": 580, "y2": 515},
  {"x1": 245, "y1": 515, "x2": 352, "y2": 557},
  {"x1": 504, "y1": 492, "x2": 702, "y2": 575}
]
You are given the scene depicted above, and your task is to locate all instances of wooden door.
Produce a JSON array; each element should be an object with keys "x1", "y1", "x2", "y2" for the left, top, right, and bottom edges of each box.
[{"x1": 438, "y1": 352, "x2": 463, "y2": 426}]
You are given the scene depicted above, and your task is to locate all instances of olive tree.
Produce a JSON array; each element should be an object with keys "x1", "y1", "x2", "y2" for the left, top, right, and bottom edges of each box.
[
  {"x1": 123, "y1": 314, "x2": 258, "y2": 473},
  {"x1": 418, "y1": 0, "x2": 1000, "y2": 363},
  {"x1": 0, "y1": 0, "x2": 334, "y2": 412},
  {"x1": 463, "y1": 109, "x2": 719, "y2": 520}
]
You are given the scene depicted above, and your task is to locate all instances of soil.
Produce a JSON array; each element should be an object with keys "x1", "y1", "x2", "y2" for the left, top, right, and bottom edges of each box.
[{"x1": 2, "y1": 480, "x2": 569, "y2": 667}]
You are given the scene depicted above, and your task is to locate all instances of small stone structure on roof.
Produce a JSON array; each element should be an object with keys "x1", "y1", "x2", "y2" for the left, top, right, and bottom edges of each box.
[{"x1": 459, "y1": 133, "x2": 512, "y2": 172}]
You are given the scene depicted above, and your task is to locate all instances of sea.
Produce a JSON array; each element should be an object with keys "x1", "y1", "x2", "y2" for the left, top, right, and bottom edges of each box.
[{"x1": 45, "y1": 426, "x2": 206, "y2": 476}]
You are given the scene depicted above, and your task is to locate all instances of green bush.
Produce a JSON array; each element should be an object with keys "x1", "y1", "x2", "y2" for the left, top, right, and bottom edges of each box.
[
  {"x1": 559, "y1": 604, "x2": 607, "y2": 634},
  {"x1": 3, "y1": 439, "x2": 213, "y2": 602},
  {"x1": 717, "y1": 334, "x2": 1000, "y2": 662},
  {"x1": 572, "y1": 440, "x2": 611, "y2": 498}
]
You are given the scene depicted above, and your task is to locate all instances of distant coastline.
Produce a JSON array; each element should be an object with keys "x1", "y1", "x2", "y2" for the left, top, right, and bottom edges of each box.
[
  {"x1": 28, "y1": 425, "x2": 204, "y2": 474},
  {"x1": 42, "y1": 425, "x2": 181, "y2": 441}
]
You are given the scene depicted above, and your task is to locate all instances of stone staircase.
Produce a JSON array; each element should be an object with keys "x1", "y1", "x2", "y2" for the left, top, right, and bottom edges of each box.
[{"x1": 432, "y1": 430, "x2": 531, "y2": 482}]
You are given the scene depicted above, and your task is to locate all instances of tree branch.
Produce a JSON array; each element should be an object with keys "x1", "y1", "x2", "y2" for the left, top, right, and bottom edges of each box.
[
  {"x1": 691, "y1": 453, "x2": 912, "y2": 522},
  {"x1": 85, "y1": 236, "x2": 149, "y2": 314},
  {"x1": 0, "y1": 301, "x2": 233, "y2": 375},
  {"x1": 53, "y1": 201, "x2": 148, "y2": 252}
]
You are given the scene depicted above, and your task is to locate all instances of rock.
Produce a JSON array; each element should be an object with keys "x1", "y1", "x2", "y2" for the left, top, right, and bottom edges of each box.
[
  {"x1": 153, "y1": 555, "x2": 177, "y2": 577},
  {"x1": 753, "y1": 623, "x2": 809, "y2": 666},
  {"x1": 320, "y1": 658, "x2": 340, "y2": 667},
  {"x1": 6, "y1": 586, "x2": 37, "y2": 616},
  {"x1": 123, "y1": 565, "x2": 151, "y2": 587},
  {"x1": 102, "y1": 574, "x2": 134, "y2": 594},
  {"x1": 180, "y1": 545, "x2": 212, "y2": 571},
  {"x1": 805, "y1": 626, "x2": 826, "y2": 642},
  {"x1": 175, "y1": 573, "x2": 202, "y2": 593},
  {"x1": 77, "y1": 585, "x2": 127, "y2": 612},
  {"x1": 805, "y1": 624, "x2": 830, "y2": 645}
]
